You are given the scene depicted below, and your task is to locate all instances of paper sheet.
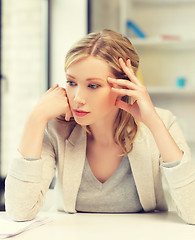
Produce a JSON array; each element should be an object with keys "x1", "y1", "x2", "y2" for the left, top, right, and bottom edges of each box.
[{"x1": 0, "y1": 214, "x2": 52, "y2": 239}]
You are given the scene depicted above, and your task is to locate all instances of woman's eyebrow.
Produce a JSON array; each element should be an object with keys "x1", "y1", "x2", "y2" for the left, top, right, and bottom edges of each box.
[
  {"x1": 66, "y1": 74, "x2": 75, "y2": 79},
  {"x1": 66, "y1": 74, "x2": 105, "y2": 82},
  {"x1": 86, "y1": 78, "x2": 105, "y2": 82}
]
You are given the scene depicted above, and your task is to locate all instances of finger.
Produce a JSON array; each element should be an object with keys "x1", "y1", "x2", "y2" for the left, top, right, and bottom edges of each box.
[
  {"x1": 56, "y1": 86, "x2": 66, "y2": 92},
  {"x1": 126, "y1": 59, "x2": 133, "y2": 70},
  {"x1": 119, "y1": 58, "x2": 134, "y2": 75},
  {"x1": 68, "y1": 108, "x2": 74, "y2": 118},
  {"x1": 46, "y1": 84, "x2": 59, "y2": 94},
  {"x1": 65, "y1": 113, "x2": 70, "y2": 121},
  {"x1": 65, "y1": 108, "x2": 73, "y2": 121},
  {"x1": 111, "y1": 87, "x2": 137, "y2": 97},
  {"x1": 125, "y1": 59, "x2": 134, "y2": 75},
  {"x1": 119, "y1": 58, "x2": 141, "y2": 86},
  {"x1": 107, "y1": 77, "x2": 138, "y2": 90},
  {"x1": 65, "y1": 95, "x2": 73, "y2": 121},
  {"x1": 50, "y1": 84, "x2": 59, "y2": 90}
]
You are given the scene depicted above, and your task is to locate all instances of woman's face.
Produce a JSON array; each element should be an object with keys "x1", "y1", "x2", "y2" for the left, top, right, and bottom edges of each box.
[{"x1": 65, "y1": 56, "x2": 119, "y2": 126}]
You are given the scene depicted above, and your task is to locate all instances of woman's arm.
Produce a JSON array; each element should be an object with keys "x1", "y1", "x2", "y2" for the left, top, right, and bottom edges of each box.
[
  {"x1": 108, "y1": 58, "x2": 183, "y2": 163},
  {"x1": 5, "y1": 128, "x2": 56, "y2": 222},
  {"x1": 5, "y1": 85, "x2": 73, "y2": 221},
  {"x1": 18, "y1": 110, "x2": 48, "y2": 158},
  {"x1": 108, "y1": 58, "x2": 195, "y2": 224},
  {"x1": 18, "y1": 84, "x2": 73, "y2": 158},
  {"x1": 144, "y1": 112, "x2": 183, "y2": 163}
]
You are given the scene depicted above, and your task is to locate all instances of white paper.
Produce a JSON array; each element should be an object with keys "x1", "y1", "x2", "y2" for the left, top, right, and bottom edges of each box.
[{"x1": 0, "y1": 214, "x2": 52, "y2": 239}]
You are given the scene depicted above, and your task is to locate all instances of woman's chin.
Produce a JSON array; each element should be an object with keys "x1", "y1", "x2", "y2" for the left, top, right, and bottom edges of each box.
[{"x1": 73, "y1": 117, "x2": 91, "y2": 126}]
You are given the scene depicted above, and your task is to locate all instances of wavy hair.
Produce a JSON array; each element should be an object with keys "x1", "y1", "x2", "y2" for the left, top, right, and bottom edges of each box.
[{"x1": 58, "y1": 29, "x2": 139, "y2": 155}]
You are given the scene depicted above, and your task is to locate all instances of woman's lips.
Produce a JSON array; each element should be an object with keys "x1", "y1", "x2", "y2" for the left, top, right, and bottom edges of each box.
[{"x1": 73, "y1": 110, "x2": 90, "y2": 117}]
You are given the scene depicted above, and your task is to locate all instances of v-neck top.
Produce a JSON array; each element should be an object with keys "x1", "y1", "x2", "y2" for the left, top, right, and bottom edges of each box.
[{"x1": 75, "y1": 155, "x2": 143, "y2": 213}]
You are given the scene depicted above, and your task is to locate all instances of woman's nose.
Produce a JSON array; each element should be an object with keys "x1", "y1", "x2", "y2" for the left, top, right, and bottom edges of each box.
[{"x1": 74, "y1": 95, "x2": 86, "y2": 105}]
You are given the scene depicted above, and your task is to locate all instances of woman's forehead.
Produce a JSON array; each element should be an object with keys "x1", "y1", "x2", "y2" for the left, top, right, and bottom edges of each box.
[{"x1": 66, "y1": 56, "x2": 113, "y2": 78}]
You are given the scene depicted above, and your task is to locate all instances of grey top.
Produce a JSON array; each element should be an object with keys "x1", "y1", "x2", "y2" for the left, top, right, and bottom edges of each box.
[
  {"x1": 75, "y1": 155, "x2": 143, "y2": 213},
  {"x1": 24, "y1": 156, "x2": 180, "y2": 214}
]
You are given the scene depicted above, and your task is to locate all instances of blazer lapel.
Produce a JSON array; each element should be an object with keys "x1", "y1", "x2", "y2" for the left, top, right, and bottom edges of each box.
[
  {"x1": 62, "y1": 124, "x2": 87, "y2": 213},
  {"x1": 128, "y1": 126, "x2": 156, "y2": 212}
]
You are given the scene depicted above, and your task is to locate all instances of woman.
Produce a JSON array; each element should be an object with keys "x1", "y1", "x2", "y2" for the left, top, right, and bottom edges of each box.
[{"x1": 5, "y1": 29, "x2": 195, "y2": 224}]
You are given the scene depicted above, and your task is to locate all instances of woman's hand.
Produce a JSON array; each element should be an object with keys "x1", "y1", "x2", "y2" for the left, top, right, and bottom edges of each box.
[
  {"x1": 33, "y1": 84, "x2": 73, "y2": 122},
  {"x1": 108, "y1": 58, "x2": 158, "y2": 128},
  {"x1": 108, "y1": 58, "x2": 184, "y2": 163}
]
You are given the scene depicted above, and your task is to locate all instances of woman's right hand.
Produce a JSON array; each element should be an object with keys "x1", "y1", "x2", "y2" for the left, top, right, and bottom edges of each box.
[{"x1": 33, "y1": 84, "x2": 73, "y2": 122}]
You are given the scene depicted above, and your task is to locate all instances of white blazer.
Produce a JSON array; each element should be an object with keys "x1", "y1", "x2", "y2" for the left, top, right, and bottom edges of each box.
[{"x1": 5, "y1": 108, "x2": 195, "y2": 224}]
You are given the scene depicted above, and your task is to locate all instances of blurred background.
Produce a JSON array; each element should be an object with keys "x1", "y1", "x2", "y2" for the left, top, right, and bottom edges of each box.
[{"x1": 0, "y1": 0, "x2": 195, "y2": 211}]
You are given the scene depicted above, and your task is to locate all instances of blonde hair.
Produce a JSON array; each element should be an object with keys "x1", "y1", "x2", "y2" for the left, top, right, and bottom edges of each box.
[{"x1": 58, "y1": 29, "x2": 139, "y2": 155}]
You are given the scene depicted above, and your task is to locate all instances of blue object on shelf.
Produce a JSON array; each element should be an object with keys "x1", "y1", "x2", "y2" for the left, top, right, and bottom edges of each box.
[
  {"x1": 176, "y1": 77, "x2": 186, "y2": 88},
  {"x1": 126, "y1": 20, "x2": 146, "y2": 38}
]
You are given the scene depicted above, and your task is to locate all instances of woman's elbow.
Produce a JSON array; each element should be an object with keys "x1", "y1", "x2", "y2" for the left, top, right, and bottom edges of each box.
[{"x1": 5, "y1": 202, "x2": 38, "y2": 222}]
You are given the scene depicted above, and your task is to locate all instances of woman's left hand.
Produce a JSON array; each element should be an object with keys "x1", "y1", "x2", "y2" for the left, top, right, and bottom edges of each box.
[{"x1": 107, "y1": 58, "x2": 158, "y2": 128}]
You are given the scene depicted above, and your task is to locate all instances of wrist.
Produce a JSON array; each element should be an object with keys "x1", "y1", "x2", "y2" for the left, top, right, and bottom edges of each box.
[
  {"x1": 19, "y1": 108, "x2": 48, "y2": 159},
  {"x1": 28, "y1": 107, "x2": 49, "y2": 126},
  {"x1": 146, "y1": 112, "x2": 163, "y2": 132}
]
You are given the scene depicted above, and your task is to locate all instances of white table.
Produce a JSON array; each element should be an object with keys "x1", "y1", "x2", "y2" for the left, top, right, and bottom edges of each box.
[{"x1": 1, "y1": 211, "x2": 195, "y2": 240}]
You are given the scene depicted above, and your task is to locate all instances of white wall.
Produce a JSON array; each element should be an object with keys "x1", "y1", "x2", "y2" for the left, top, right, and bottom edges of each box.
[
  {"x1": 50, "y1": 0, "x2": 87, "y2": 88},
  {"x1": 1, "y1": 0, "x2": 46, "y2": 176},
  {"x1": 1, "y1": 0, "x2": 87, "y2": 176}
]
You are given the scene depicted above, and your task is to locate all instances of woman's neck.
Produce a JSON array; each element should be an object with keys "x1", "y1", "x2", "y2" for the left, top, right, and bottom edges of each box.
[
  {"x1": 88, "y1": 108, "x2": 119, "y2": 147},
  {"x1": 87, "y1": 128, "x2": 115, "y2": 147}
]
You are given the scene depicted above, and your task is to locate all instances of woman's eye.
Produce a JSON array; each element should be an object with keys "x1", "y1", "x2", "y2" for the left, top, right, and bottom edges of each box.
[
  {"x1": 88, "y1": 84, "x2": 100, "y2": 89},
  {"x1": 66, "y1": 81, "x2": 76, "y2": 86},
  {"x1": 66, "y1": 81, "x2": 100, "y2": 89}
]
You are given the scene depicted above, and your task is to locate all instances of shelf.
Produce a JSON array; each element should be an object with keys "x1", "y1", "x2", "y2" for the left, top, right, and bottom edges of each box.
[
  {"x1": 130, "y1": 36, "x2": 195, "y2": 50},
  {"x1": 147, "y1": 86, "x2": 195, "y2": 96},
  {"x1": 121, "y1": 0, "x2": 195, "y2": 160},
  {"x1": 132, "y1": 0, "x2": 195, "y2": 6}
]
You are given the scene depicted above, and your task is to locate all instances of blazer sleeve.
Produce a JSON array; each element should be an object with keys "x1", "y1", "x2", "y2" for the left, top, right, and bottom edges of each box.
[
  {"x1": 4, "y1": 123, "x2": 56, "y2": 221},
  {"x1": 160, "y1": 110, "x2": 195, "y2": 224}
]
